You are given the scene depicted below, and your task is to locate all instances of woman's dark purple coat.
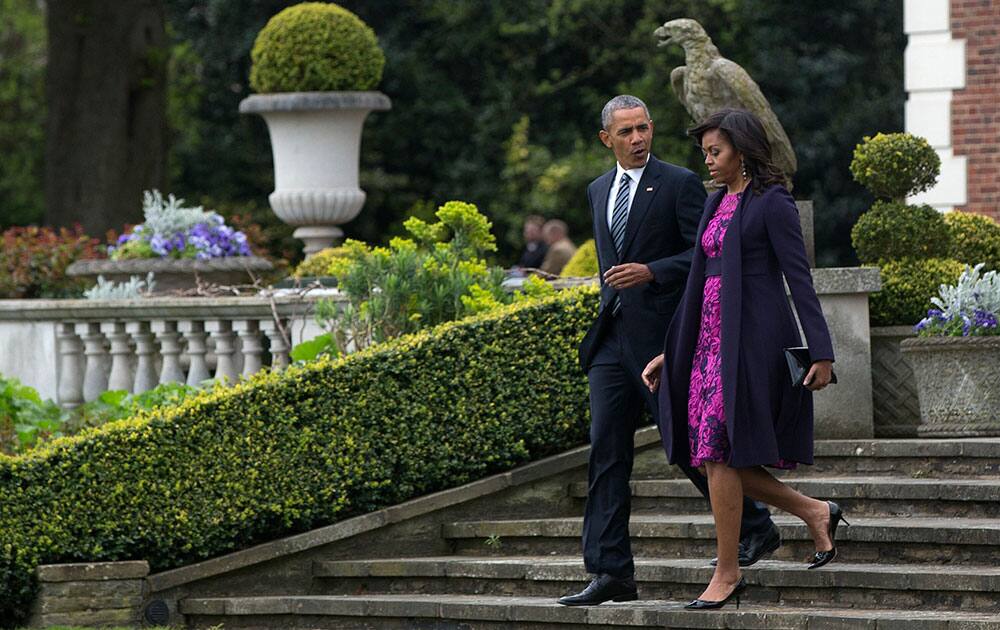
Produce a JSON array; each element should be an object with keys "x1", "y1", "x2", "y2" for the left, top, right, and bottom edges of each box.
[{"x1": 658, "y1": 184, "x2": 835, "y2": 468}]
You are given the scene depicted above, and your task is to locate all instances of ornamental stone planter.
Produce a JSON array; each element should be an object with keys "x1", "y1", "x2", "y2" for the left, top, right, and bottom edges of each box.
[
  {"x1": 900, "y1": 336, "x2": 1000, "y2": 437},
  {"x1": 239, "y1": 91, "x2": 392, "y2": 255},
  {"x1": 67, "y1": 257, "x2": 274, "y2": 293}
]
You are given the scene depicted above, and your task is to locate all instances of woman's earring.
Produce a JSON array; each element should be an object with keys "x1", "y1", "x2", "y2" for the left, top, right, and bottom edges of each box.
[{"x1": 741, "y1": 160, "x2": 749, "y2": 180}]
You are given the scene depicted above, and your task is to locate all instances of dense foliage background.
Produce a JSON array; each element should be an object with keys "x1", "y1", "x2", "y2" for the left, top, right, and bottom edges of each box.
[{"x1": 1, "y1": 0, "x2": 903, "y2": 266}]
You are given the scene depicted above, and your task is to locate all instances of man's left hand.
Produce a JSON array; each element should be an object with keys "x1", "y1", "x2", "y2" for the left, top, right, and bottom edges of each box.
[{"x1": 604, "y1": 263, "x2": 653, "y2": 290}]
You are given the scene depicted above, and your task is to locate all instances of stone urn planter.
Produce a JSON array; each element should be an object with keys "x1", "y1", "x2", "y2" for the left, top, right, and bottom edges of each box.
[
  {"x1": 67, "y1": 257, "x2": 274, "y2": 293},
  {"x1": 238, "y1": 91, "x2": 390, "y2": 255},
  {"x1": 900, "y1": 336, "x2": 1000, "y2": 436}
]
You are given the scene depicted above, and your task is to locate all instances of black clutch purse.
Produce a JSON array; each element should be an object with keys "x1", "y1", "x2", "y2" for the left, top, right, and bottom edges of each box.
[{"x1": 783, "y1": 346, "x2": 837, "y2": 387}]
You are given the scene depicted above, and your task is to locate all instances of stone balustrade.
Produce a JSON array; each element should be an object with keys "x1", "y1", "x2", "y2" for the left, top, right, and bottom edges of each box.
[{"x1": 0, "y1": 293, "x2": 342, "y2": 407}]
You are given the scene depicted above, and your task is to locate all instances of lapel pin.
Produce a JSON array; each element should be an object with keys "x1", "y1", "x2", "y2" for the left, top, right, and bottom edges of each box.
[{"x1": 646, "y1": 187, "x2": 654, "y2": 192}]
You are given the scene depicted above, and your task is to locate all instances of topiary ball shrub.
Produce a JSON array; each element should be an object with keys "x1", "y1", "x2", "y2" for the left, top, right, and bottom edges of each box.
[
  {"x1": 850, "y1": 132, "x2": 940, "y2": 201},
  {"x1": 851, "y1": 200, "x2": 950, "y2": 265},
  {"x1": 944, "y1": 211, "x2": 1000, "y2": 271},
  {"x1": 561, "y1": 239, "x2": 598, "y2": 277},
  {"x1": 250, "y1": 2, "x2": 385, "y2": 93},
  {"x1": 870, "y1": 257, "x2": 965, "y2": 326}
]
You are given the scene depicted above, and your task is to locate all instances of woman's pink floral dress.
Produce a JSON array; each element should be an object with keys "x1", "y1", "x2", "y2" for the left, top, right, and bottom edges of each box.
[{"x1": 687, "y1": 192, "x2": 794, "y2": 469}]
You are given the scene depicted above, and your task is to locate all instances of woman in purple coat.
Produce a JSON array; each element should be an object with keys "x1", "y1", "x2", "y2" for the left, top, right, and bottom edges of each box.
[{"x1": 642, "y1": 109, "x2": 846, "y2": 610}]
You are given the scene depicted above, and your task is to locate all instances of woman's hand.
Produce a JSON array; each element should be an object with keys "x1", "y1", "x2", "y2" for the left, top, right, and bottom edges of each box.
[
  {"x1": 803, "y1": 360, "x2": 834, "y2": 391},
  {"x1": 642, "y1": 354, "x2": 665, "y2": 392}
]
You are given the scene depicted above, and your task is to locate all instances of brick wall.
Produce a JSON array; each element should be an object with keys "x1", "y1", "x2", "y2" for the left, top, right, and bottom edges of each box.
[{"x1": 951, "y1": 0, "x2": 1000, "y2": 220}]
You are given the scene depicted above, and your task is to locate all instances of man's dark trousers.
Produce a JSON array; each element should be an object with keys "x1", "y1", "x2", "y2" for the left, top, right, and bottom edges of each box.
[{"x1": 582, "y1": 314, "x2": 773, "y2": 578}]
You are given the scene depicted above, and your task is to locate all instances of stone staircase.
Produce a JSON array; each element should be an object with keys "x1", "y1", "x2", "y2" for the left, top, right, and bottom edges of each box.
[{"x1": 174, "y1": 428, "x2": 1000, "y2": 628}]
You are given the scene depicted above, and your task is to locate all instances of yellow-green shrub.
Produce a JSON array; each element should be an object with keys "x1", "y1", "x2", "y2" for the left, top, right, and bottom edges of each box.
[
  {"x1": 944, "y1": 211, "x2": 1000, "y2": 271},
  {"x1": 0, "y1": 287, "x2": 597, "y2": 625},
  {"x1": 850, "y1": 132, "x2": 940, "y2": 201},
  {"x1": 561, "y1": 239, "x2": 598, "y2": 277},
  {"x1": 293, "y1": 246, "x2": 349, "y2": 277},
  {"x1": 851, "y1": 200, "x2": 950, "y2": 265},
  {"x1": 249, "y1": 2, "x2": 385, "y2": 93},
  {"x1": 869, "y1": 258, "x2": 965, "y2": 326}
]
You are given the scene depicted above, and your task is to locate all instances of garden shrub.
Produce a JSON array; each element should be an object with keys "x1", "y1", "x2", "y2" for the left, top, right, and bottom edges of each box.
[
  {"x1": 249, "y1": 2, "x2": 385, "y2": 93},
  {"x1": 293, "y1": 246, "x2": 349, "y2": 277},
  {"x1": 944, "y1": 211, "x2": 1000, "y2": 271},
  {"x1": 0, "y1": 226, "x2": 101, "y2": 298},
  {"x1": 561, "y1": 239, "x2": 598, "y2": 277},
  {"x1": 318, "y1": 201, "x2": 525, "y2": 353},
  {"x1": 850, "y1": 132, "x2": 940, "y2": 201},
  {"x1": 0, "y1": 287, "x2": 598, "y2": 625},
  {"x1": 869, "y1": 257, "x2": 965, "y2": 326},
  {"x1": 850, "y1": 200, "x2": 950, "y2": 265}
]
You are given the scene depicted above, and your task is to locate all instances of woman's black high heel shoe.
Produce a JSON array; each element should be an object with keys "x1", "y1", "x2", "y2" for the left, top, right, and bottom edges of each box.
[
  {"x1": 807, "y1": 500, "x2": 849, "y2": 569},
  {"x1": 684, "y1": 576, "x2": 747, "y2": 610}
]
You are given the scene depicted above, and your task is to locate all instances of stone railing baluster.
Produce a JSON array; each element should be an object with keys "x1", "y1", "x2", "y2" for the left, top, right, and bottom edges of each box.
[
  {"x1": 101, "y1": 321, "x2": 133, "y2": 393},
  {"x1": 127, "y1": 321, "x2": 158, "y2": 394},
  {"x1": 152, "y1": 320, "x2": 185, "y2": 385},
  {"x1": 76, "y1": 322, "x2": 109, "y2": 402},
  {"x1": 56, "y1": 322, "x2": 85, "y2": 409},
  {"x1": 234, "y1": 320, "x2": 263, "y2": 378},
  {"x1": 206, "y1": 320, "x2": 238, "y2": 383},
  {"x1": 259, "y1": 318, "x2": 290, "y2": 369},
  {"x1": 179, "y1": 320, "x2": 210, "y2": 386}
]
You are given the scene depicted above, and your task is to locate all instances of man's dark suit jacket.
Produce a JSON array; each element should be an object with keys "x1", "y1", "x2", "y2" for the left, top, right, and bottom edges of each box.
[{"x1": 579, "y1": 156, "x2": 706, "y2": 371}]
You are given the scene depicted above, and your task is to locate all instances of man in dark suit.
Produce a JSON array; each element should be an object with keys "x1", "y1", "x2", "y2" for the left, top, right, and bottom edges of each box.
[{"x1": 558, "y1": 95, "x2": 779, "y2": 606}]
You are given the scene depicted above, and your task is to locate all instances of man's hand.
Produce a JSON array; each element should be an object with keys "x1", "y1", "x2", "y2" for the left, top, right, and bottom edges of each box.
[{"x1": 604, "y1": 263, "x2": 653, "y2": 290}]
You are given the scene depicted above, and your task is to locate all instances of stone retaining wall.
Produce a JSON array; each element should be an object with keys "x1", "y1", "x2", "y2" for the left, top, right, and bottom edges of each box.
[{"x1": 28, "y1": 561, "x2": 148, "y2": 628}]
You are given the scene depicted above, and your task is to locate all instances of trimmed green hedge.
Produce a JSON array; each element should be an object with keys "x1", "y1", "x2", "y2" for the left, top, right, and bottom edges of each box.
[
  {"x1": 561, "y1": 239, "x2": 598, "y2": 277},
  {"x1": 0, "y1": 288, "x2": 598, "y2": 626},
  {"x1": 851, "y1": 200, "x2": 950, "y2": 265},
  {"x1": 869, "y1": 258, "x2": 965, "y2": 326}
]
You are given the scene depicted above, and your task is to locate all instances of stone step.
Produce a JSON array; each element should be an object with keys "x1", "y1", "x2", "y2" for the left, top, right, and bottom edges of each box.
[
  {"x1": 633, "y1": 436, "x2": 1000, "y2": 479},
  {"x1": 444, "y1": 515, "x2": 1000, "y2": 565},
  {"x1": 312, "y1": 555, "x2": 1000, "y2": 612},
  {"x1": 567, "y1": 476, "x2": 1000, "y2": 517},
  {"x1": 180, "y1": 594, "x2": 1000, "y2": 629}
]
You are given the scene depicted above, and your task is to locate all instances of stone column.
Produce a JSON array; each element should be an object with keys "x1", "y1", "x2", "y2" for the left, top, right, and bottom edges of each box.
[
  {"x1": 179, "y1": 320, "x2": 210, "y2": 386},
  {"x1": 152, "y1": 320, "x2": 186, "y2": 384},
  {"x1": 76, "y1": 322, "x2": 109, "y2": 402},
  {"x1": 127, "y1": 321, "x2": 158, "y2": 394},
  {"x1": 206, "y1": 320, "x2": 238, "y2": 383},
  {"x1": 56, "y1": 322, "x2": 85, "y2": 409},
  {"x1": 101, "y1": 322, "x2": 133, "y2": 393},
  {"x1": 234, "y1": 320, "x2": 263, "y2": 377},
  {"x1": 260, "y1": 318, "x2": 290, "y2": 369}
]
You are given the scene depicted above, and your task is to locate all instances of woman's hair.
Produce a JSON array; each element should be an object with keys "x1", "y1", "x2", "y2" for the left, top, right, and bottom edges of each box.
[{"x1": 687, "y1": 108, "x2": 787, "y2": 192}]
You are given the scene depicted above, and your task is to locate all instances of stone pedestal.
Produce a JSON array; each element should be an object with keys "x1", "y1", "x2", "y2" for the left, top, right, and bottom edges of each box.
[
  {"x1": 808, "y1": 267, "x2": 882, "y2": 439},
  {"x1": 28, "y1": 561, "x2": 149, "y2": 628}
]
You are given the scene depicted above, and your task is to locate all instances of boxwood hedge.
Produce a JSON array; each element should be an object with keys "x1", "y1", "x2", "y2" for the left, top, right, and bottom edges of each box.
[{"x1": 0, "y1": 287, "x2": 598, "y2": 626}]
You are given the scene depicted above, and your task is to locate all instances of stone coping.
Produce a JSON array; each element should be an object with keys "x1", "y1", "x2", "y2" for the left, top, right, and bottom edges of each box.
[
  {"x1": 66, "y1": 256, "x2": 274, "y2": 276},
  {"x1": 146, "y1": 428, "x2": 662, "y2": 594},
  {"x1": 239, "y1": 91, "x2": 392, "y2": 113},
  {"x1": 37, "y1": 561, "x2": 149, "y2": 582},
  {"x1": 558, "y1": 267, "x2": 881, "y2": 295},
  {"x1": 0, "y1": 293, "x2": 347, "y2": 321}
]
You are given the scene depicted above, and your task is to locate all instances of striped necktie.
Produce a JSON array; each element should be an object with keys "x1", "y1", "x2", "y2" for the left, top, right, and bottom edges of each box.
[
  {"x1": 611, "y1": 172, "x2": 631, "y2": 255},
  {"x1": 609, "y1": 172, "x2": 631, "y2": 315}
]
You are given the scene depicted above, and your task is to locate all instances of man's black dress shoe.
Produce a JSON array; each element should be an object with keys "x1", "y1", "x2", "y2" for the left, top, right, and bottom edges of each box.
[
  {"x1": 711, "y1": 523, "x2": 781, "y2": 567},
  {"x1": 557, "y1": 573, "x2": 638, "y2": 606}
]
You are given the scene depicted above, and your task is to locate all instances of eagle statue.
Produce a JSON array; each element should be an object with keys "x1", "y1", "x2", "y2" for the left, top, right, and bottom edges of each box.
[{"x1": 655, "y1": 18, "x2": 797, "y2": 185}]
